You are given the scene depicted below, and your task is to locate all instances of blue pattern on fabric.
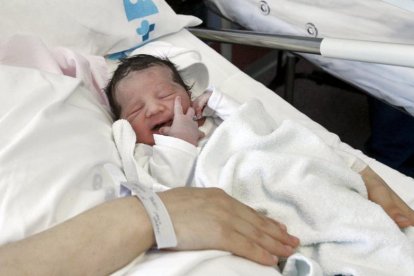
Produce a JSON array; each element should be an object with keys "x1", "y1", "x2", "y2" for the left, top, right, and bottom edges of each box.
[
  {"x1": 123, "y1": 0, "x2": 158, "y2": 42},
  {"x1": 137, "y1": 20, "x2": 155, "y2": 41},
  {"x1": 123, "y1": 0, "x2": 159, "y2": 21}
]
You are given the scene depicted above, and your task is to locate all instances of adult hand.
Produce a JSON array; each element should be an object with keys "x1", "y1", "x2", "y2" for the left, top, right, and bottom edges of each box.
[
  {"x1": 361, "y1": 166, "x2": 414, "y2": 228},
  {"x1": 192, "y1": 90, "x2": 213, "y2": 119},
  {"x1": 159, "y1": 96, "x2": 204, "y2": 146},
  {"x1": 159, "y1": 187, "x2": 300, "y2": 265}
]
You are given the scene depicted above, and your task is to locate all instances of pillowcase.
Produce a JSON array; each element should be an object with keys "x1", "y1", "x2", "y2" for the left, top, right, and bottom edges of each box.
[{"x1": 0, "y1": 0, "x2": 201, "y2": 56}]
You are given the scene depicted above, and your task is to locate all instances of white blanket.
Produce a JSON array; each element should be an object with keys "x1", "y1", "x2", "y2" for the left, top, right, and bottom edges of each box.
[{"x1": 194, "y1": 99, "x2": 414, "y2": 275}]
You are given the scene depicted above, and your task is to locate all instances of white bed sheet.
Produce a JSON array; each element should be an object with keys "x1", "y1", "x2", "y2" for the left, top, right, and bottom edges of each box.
[
  {"x1": 111, "y1": 28, "x2": 414, "y2": 275},
  {"x1": 205, "y1": 0, "x2": 414, "y2": 116},
  {"x1": 1, "y1": 27, "x2": 413, "y2": 275}
]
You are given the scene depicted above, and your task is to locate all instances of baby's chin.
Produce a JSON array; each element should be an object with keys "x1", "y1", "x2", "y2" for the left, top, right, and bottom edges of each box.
[{"x1": 136, "y1": 136, "x2": 155, "y2": 146}]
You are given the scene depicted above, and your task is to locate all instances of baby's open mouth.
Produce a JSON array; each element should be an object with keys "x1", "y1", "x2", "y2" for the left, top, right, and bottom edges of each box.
[{"x1": 152, "y1": 120, "x2": 173, "y2": 132}]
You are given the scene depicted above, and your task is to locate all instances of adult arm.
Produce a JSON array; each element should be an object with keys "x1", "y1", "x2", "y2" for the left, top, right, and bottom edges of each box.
[
  {"x1": 0, "y1": 196, "x2": 153, "y2": 276},
  {"x1": 0, "y1": 187, "x2": 299, "y2": 275},
  {"x1": 329, "y1": 138, "x2": 414, "y2": 228},
  {"x1": 360, "y1": 166, "x2": 414, "y2": 228}
]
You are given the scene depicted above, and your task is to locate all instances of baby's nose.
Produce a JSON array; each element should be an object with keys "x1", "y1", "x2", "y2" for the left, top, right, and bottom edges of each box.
[{"x1": 145, "y1": 101, "x2": 165, "y2": 117}]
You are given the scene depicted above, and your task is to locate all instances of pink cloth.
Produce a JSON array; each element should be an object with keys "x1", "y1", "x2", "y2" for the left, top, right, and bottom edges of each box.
[{"x1": 0, "y1": 35, "x2": 110, "y2": 108}]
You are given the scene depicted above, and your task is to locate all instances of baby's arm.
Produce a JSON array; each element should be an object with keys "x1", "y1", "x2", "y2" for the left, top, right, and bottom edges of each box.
[
  {"x1": 134, "y1": 136, "x2": 198, "y2": 189},
  {"x1": 148, "y1": 135, "x2": 198, "y2": 188},
  {"x1": 113, "y1": 119, "x2": 198, "y2": 190}
]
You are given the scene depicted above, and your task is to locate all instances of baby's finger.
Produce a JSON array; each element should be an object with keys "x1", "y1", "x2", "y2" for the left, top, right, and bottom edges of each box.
[
  {"x1": 192, "y1": 102, "x2": 202, "y2": 115},
  {"x1": 159, "y1": 126, "x2": 171, "y2": 136},
  {"x1": 185, "y1": 107, "x2": 195, "y2": 118},
  {"x1": 191, "y1": 100, "x2": 200, "y2": 109},
  {"x1": 196, "y1": 108, "x2": 204, "y2": 119},
  {"x1": 174, "y1": 96, "x2": 184, "y2": 115}
]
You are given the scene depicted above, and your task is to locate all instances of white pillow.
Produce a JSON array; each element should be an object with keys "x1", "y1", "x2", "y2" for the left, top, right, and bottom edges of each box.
[
  {"x1": 0, "y1": 0, "x2": 201, "y2": 56},
  {"x1": 0, "y1": 65, "x2": 121, "y2": 244}
]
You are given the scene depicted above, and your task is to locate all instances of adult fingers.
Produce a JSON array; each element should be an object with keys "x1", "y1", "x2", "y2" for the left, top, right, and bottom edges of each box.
[
  {"x1": 229, "y1": 202, "x2": 300, "y2": 248},
  {"x1": 393, "y1": 214, "x2": 412, "y2": 228},
  {"x1": 388, "y1": 200, "x2": 414, "y2": 228},
  {"x1": 207, "y1": 190, "x2": 299, "y2": 260},
  {"x1": 158, "y1": 187, "x2": 298, "y2": 266},
  {"x1": 232, "y1": 216, "x2": 296, "y2": 258},
  {"x1": 223, "y1": 231, "x2": 279, "y2": 266},
  {"x1": 392, "y1": 191, "x2": 414, "y2": 227},
  {"x1": 367, "y1": 175, "x2": 414, "y2": 228},
  {"x1": 192, "y1": 102, "x2": 204, "y2": 118},
  {"x1": 212, "y1": 199, "x2": 297, "y2": 265},
  {"x1": 256, "y1": 213, "x2": 300, "y2": 248}
]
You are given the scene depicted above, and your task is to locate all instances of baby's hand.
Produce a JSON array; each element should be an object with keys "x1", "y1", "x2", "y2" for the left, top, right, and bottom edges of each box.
[
  {"x1": 192, "y1": 90, "x2": 213, "y2": 120},
  {"x1": 159, "y1": 96, "x2": 205, "y2": 146}
]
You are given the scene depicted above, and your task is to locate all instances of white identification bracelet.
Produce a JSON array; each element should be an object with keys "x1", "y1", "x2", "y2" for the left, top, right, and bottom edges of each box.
[
  {"x1": 110, "y1": 121, "x2": 177, "y2": 249},
  {"x1": 122, "y1": 181, "x2": 178, "y2": 249}
]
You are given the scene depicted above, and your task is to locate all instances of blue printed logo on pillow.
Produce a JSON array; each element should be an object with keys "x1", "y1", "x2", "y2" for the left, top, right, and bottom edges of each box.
[{"x1": 123, "y1": 0, "x2": 159, "y2": 42}]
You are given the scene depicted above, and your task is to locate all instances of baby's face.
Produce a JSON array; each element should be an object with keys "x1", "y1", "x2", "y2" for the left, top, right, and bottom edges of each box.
[{"x1": 116, "y1": 65, "x2": 191, "y2": 145}]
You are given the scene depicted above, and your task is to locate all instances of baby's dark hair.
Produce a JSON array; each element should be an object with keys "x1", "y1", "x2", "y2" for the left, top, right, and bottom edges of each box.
[{"x1": 105, "y1": 54, "x2": 192, "y2": 119}]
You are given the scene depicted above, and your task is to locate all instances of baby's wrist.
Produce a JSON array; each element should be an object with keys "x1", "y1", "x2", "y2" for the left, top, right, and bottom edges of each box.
[
  {"x1": 159, "y1": 132, "x2": 198, "y2": 146},
  {"x1": 154, "y1": 135, "x2": 198, "y2": 153},
  {"x1": 170, "y1": 129, "x2": 200, "y2": 146},
  {"x1": 176, "y1": 135, "x2": 198, "y2": 146}
]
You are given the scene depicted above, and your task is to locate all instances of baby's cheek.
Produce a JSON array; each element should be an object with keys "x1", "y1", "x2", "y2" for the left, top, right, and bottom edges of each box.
[{"x1": 181, "y1": 100, "x2": 192, "y2": 114}]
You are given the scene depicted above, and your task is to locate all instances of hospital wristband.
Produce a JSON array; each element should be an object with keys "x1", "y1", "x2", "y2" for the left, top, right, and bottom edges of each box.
[{"x1": 122, "y1": 181, "x2": 178, "y2": 249}]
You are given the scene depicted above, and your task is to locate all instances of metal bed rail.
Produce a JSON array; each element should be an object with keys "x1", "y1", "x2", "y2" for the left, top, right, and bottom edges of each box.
[{"x1": 188, "y1": 28, "x2": 414, "y2": 68}]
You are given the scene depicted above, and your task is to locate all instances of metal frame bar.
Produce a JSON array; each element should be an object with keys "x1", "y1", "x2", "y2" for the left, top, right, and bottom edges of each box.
[
  {"x1": 189, "y1": 27, "x2": 307, "y2": 104},
  {"x1": 188, "y1": 27, "x2": 322, "y2": 54},
  {"x1": 189, "y1": 27, "x2": 412, "y2": 114},
  {"x1": 189, "y1": 27, "x2": 414, "y2": 68}
]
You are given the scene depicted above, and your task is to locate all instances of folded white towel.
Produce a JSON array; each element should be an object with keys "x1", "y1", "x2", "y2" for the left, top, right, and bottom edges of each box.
[{"x1": 195, "y1": 99, "x2": 414, "y2": 275}]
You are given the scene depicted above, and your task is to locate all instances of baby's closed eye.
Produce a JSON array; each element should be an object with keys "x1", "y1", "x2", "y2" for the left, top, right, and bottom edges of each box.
[
  {"x1": 129, "y1": 105, "x2": 144, "y2": 117},
  {"x1": 159, "y1": 91, "x2": 175, "y2": 98}
]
